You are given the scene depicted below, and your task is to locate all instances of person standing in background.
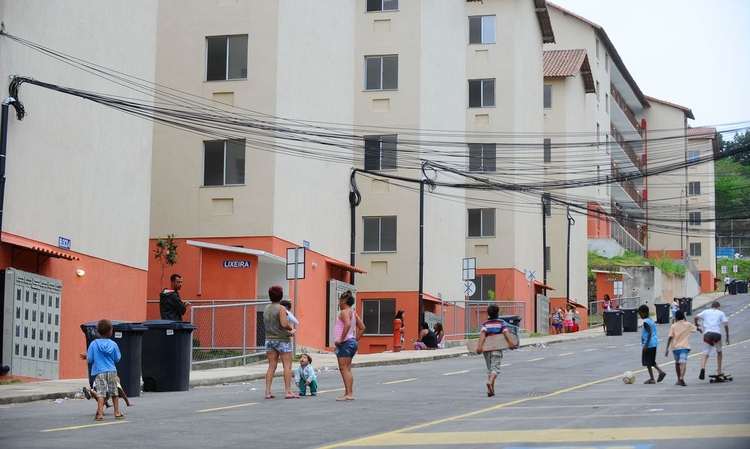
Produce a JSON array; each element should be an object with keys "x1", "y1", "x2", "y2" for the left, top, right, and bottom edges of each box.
[
  {"x1": 393, "y1": 310, "x2": 405, "y2": 352},
  {"x1": 160, "y1": 274, "x2": 189, "y2": 321}
]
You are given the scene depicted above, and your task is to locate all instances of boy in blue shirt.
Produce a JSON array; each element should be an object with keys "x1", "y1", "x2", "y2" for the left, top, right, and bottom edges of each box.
[
  {"x1": 80, "y1": 319, "x2": 124, "y2": 420},
  {"x1": 638, "y1": 305, "x2": 666, "y2": 384}
]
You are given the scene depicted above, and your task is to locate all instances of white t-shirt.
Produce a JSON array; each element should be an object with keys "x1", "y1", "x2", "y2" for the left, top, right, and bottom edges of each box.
[
  {"x1": 672, "y1": 300, "x2": 679, "y2": 312},
  {"x1": 697, "y1": 308, "x2": 728, "y2": 334},
  {"x1": 724, "y1": 276, "x2": 731, "y2": 284}
]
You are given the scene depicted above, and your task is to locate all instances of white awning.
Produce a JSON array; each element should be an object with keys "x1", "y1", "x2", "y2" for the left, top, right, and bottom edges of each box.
[{"x1": 186, "y1": 240, "x2": 285, "y2": 264}]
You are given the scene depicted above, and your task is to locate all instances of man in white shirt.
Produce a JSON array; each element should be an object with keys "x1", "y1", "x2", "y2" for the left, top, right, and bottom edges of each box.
[
  {"x1": 671, "y1": 298, "x2": 680, "y2": 323},
  {"x1": 694, "y1": 301, "x2": 730, "y2": 380},
  {"x1": 723, "y1": 276, "x2": 731, "y2": 295}
]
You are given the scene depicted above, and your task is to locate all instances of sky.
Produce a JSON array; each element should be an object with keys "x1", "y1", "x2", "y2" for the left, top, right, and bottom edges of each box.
[{"x1": 549, "y1": 0, "x2": 750, "y2": 137}]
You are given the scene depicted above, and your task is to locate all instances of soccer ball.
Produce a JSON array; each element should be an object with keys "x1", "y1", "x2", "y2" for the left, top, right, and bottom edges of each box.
[{"x1": 622, "y1": 371, "x2": 636, "y2": 384}]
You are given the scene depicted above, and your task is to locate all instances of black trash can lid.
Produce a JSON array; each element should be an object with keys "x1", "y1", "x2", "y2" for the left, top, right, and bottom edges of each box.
[
  {"x1": 142, "y1": 319, "x2": 197, "y2": 330},
  {"x1": 112, "y1": 322, "x2": 148, "y2": 332},
  {"x1": 603, "y1": 310, "x2": 622, "y2": 314}
]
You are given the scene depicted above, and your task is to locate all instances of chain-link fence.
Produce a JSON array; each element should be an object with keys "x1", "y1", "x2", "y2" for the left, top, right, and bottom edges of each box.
[
  {"x1": 587, "y1": 296, "x2": 642, "y2": 327},
  {"x1": 436, "y1": 299, "x2": 526, "y2": 340},
  {"x1": 147, "y1": 299, "x2": 270, "y2": 369}
]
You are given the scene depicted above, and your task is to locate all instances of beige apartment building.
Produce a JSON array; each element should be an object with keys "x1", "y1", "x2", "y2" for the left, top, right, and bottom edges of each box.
[{"x1": 0, "y1": 1, "x2": 158, "y2": 379}]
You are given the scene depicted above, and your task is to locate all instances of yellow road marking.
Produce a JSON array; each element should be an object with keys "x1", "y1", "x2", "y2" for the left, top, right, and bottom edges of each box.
[
  {"x1": 558, "y1": 352, "x2": 573, "y2": 356},
  {"x1": 330, "y1": 425, "x2": 750, "y2": 446},
  {"x1": 384, "y1": 378, "x2": 417, "y2": 385},
  {"x1": 316, "y1": 388, "x2": 344, "y2": 394},
  {"x1": 41, "y1": 421, "x2": 126, "y2": 432},
  {"x1": 197, "y1": 402, "x2": 258, "y2": 413},
  {"x1": 442, "y1": 370, "x2": 468, "y2": 376}
]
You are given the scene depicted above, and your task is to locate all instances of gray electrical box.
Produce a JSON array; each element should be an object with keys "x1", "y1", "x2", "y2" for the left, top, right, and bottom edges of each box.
[{"x1": 2, "y1": 268, "x2": 63, "y2": 379}]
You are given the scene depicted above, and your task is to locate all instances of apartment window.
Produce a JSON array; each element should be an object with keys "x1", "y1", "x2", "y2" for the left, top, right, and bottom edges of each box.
[
  {"x1": 605, "y1": 53, "x2": 610, "y2": 72},
  {"x1": 364, "y1": 135, "x2": 397, "y2": 170},
  {"x1": 689, "y1": 242, "x2": 702, "y2": 257},
  {"x1": 688, "y1": 151, "x2": 700, "y2": 163},
  {"x1": 545, "y1": 246, "x2": 551, "y2": 271},
  {"x1": 605, "y1": 93, "x2": 609, "y2": 112},
  {"x1": 596, "y1": 81, "x2": 600, "y2": 102},
  {"x1": 363, "y1": 216, "x2": 397, "y2": 252},
  {"x1": 689, "y1": 212, "x2": 702, "y2": 226},
  {"x1": 688, "y1": 181, "x2": 701, "y2": 195},
  {"x1": 543, "y1": 192, "x2": 551, "y2": 217},
  {"x1": 469, "y1": 15, "x2": 496, "y2": 44},
  {"x1": 596, "y1": 39, "x2": 600, "y2": 59},
  {"x1": 469, "y1": 79, "x2": 495, "y2": 107},
  {"x1": 203, "y1": 139, "x2": 245, "y2": 186},
  {"x1": 544, "y1": 138, "x2": 552, "y2": 163},
  {"x1": 468, "y1": 208, "x2": 495, "y2": 237},
  {"x1": 597, "y1": 123, "x2": 600, "y2": 146},
  {"x1": 468, "y1": 143, "x2": 496, "y2": 172},
  {"x1": 206, "y1": 35, "x2": 248, "y2": 81},
  {"x1": 469, "y1": 274, "x2": 496, "y2": 301},
  {"x1": 367, "y1": 0, "x2": 398, "y2": 11},
  {"x1": 365, "y1": 55, "x2": 398, "y2": 90},
  {"x1": 362, "y1": 299, "x2": 396, "y2": 335},
  {"x1": 543, "y1": 85, "x2": 552, "y2": 109}
]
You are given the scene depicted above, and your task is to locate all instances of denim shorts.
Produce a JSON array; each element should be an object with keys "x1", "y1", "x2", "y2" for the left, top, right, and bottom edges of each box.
[
  {"x1": 334, "y1": 338, "x2": 358, "y2": 358},
  {"x1": 265, "y1": 339, "x2": 292, "y2": 354},
  {"x1": 672, "y1": 348, "x2": 690, "y2": 364}
]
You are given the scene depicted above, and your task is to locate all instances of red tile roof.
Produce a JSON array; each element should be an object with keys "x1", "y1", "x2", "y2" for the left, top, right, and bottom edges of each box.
[
  {"x1": 687, "y1": 127, "x2": 717, "y2": 140},
  {"x1": 543, "y1": 49, "x2": 596, "y2": 93}
]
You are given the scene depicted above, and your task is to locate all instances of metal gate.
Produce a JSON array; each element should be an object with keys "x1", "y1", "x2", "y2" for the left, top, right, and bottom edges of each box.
[{"x1": 1, "y1": 268, "x2": 63, "y2": 379}]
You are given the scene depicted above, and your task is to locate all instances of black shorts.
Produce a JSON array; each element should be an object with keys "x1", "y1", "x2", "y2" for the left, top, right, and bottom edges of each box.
[{"x1": 642, "y1": 347, "x2": 657, "y2": 367}]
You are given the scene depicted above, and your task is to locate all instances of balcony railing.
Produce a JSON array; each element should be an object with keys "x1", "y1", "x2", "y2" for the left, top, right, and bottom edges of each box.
[
  {"x1": 611, "y1": 209, "x2": 646, "y2": 252},
  {"x1": 610, "y1": 126, "x2": 644, "y2": 173},
  {"x1": 611, "y1": 163, "x2": 644, "y2": 210},
  {"x1": 610, "y1": 86, "x2": 643, "y2": 137}
]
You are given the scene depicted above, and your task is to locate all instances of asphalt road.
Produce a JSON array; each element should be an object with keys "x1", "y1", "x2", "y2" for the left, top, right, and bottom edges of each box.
[{"x1": 1, "y1": 295, "x2": 748, "y2": 449}]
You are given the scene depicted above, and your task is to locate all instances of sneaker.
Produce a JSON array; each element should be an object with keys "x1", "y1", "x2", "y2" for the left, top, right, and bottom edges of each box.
[
  {"x1": 82, "y1": 387, "x2": 92, "y2": 400},
  {"x1": 311, "y1": 393, "x2": 317, "y2": 396},
  {"x1": 699, "y1": 369, "x2": 705, "y2": 380}
]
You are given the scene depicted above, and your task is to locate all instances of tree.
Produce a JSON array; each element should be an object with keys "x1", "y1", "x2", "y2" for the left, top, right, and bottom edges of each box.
[
  {"x1": 722, "y1": 130, "x2": 750, "y2": 166},
  {"x1": 154, "y1": 234, "x2": 179, "y2": 289}
]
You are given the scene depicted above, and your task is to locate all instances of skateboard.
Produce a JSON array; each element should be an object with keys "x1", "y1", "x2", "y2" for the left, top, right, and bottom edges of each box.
[
  {"x1": 708, "y1": 374, "x2": 733, "y2": 383},
  {"x1": 467, "y1": 332, "x2": 519, "y2": 354}
]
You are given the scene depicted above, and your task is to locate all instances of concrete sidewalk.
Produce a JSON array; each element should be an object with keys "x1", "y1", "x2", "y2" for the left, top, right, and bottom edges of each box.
[{"x1": 0, "y1": 292, "x2": 723, "y2": 405}]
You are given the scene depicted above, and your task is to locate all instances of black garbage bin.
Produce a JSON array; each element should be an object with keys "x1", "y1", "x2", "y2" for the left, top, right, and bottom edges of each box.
[
  {"x1": 141, "y1": 320, "x2": 196, "y2": 392},
  {"x1": 621, "y1": 308, "x2": 638, "y2": 332},
  {"x1": 498, "y1": 315, "x2": 522, "y2": 340},
  {"x1": 654, "y1": 303, "x2": 670, "y2": 324},
  {"x1": 603, "y1": 310, "x2": 623, "y2": 336},
  {"x1": 728, "y1": 281, "x2": 737, "y2": 295},
  {"x1": 684, "y1": 297, "x2": 693, "y2": 316},
  {"x1": 737, "y1": 281, "x2": 749, "y2": 294},
  {"x1": 80, "y1": 321, "x2": 147, "y2": 398}
]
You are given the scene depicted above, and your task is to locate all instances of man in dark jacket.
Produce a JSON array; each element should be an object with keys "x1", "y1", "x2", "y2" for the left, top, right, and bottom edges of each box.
[{"x1": 160, "y1": 274, "x2": 188, "y2": 321}]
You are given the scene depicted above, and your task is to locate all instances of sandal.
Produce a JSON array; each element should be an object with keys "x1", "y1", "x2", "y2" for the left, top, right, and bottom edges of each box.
[
  {"x1": 264, "y1": 394, "x2": 276, "y2": 399},
  {"x1": 285, "y1": 394, "x2": 300, "y2": 399},
  {"x1": 335, "y1": 396, "x2": 354, "y2": 401},
  {"x1": 657, "y1": 372, "x2": 666, "y2": 383},
  {"x1": 93, "y1": 414, "x2": 103, "y2": 421},
  {"x1": 486, "y1": 382, "x2": 495, "y2": 397},
  {"x1": 115, "y1": 413, "x2": 126, "y2": 419},
  {"x1": 644, "y1": 379, "x2": 655, "y2": 384}
]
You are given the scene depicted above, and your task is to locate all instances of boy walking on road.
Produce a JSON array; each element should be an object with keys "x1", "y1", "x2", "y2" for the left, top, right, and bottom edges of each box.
[
  {"x1": 694, "y1": 301, "x2": 730, "y2": 380},
  {"x1": 664, "y1": 310, "x2": 697, "y2": 386},
  {"x1": 476, "y1": 304, "x2": 516, "y2": 397},
  {"x1": 80, "y1": 319, "x2": 124, "y2": 420},
  {"x1": 638, "y1": 305, "x2": 666, "y2": 384}
]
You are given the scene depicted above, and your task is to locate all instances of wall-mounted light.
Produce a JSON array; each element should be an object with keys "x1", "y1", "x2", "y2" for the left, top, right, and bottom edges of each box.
[
  {"x1": 76, "y1": 269, "x2": 85, "y2": 277},
  {"x1": 311, "y1": 262, "x2": 318, "y2": 268}
]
